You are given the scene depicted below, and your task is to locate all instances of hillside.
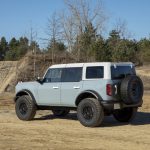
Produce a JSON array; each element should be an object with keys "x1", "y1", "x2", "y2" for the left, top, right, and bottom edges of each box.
[
  {"x1": 136, "y1": 65, "x2": 150, "y2": 91},
  {"x1": 0, "y1": 55, "x2": 49, "y2": 93},
  {"x1": 0, "y1": 61, "x2": 17, "y2": 93},
  {"x1": 0, "y1": 51, "x2": 149, "y2": 93},
  {"x1": 0, "y1": 53, "x2": 75, "y2": 93}
]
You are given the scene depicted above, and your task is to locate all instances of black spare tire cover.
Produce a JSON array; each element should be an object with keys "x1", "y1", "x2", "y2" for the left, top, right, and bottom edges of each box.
[{"x1": 120, "y1": 75, "x2": 143, "y2": 104}]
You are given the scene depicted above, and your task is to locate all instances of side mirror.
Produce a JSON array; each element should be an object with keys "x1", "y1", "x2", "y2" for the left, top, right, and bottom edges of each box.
[{"x1": 36, "y1": 77, "x2": 43, "y2": 84}]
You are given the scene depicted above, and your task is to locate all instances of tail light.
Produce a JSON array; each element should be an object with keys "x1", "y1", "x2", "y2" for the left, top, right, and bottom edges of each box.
[{"x1": 106, "y1": 84, "x2": 112, "y2": 96}]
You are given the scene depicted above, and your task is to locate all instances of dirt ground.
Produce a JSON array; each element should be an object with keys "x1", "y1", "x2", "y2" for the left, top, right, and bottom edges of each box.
[{"x1": 0, "y1": 92, "x2": 150, "y2": 150}]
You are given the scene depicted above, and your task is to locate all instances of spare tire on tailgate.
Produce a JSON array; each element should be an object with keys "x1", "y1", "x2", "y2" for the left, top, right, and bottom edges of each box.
[{"x1": 120, "y1": 75, "x2": 143, "y2": 104}]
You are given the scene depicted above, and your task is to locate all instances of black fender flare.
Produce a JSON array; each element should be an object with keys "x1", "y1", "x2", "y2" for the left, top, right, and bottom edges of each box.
[
  {"x1": 75, "y1": 90, "x2": 102, "y2": 106},
  {"x1": 14, "y1": 89, "x2": 37, "y2": 105}
]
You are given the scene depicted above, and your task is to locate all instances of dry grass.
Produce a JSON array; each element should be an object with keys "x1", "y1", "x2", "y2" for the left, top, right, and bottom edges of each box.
[
  {"x1": 136, "y1": 65, "x2": 150, "y2": 91},
  {"x1": 136, "y1": 65, "x2": 150, "y2": 77}
]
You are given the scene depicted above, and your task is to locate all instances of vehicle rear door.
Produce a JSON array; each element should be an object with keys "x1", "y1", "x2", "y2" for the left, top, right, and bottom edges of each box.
[{"x1": 61, "y1": 65, "x2": 83, "y2": 107}]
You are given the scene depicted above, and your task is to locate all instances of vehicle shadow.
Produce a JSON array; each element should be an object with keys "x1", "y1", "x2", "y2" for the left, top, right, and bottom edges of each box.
[
  {"x1": 101, "y1": 111, "x2": 150, "y2": 127},
  {"x1": 34, "y1": 112, "x2": 78, "y2": 121},
  {"x1": 34, "y1": 111, "x2": 150, "y2": 127}
]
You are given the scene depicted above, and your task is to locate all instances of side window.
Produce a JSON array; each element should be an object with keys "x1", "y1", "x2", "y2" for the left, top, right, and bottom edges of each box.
[
  {"x1": 86, "y1": 66, "x2": 104, "y2": 79},
  {"x1": 62, "y1": 67, "x2": 82, "y2": 82},
  {"x1": 43, "y1": 68, "x2": 62, "y2": 83}
]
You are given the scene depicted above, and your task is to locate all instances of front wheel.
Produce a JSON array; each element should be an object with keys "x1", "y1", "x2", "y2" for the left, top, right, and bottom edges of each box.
[
  {"x1": 113, "y1": 107, "x2": 138, "y2": 122},
  {"x1": 77, "y1": 98, "x2": 104, "y2": 127},
  {"x1": 15, "y1": 95, "x2": 37, "y2": 121}
]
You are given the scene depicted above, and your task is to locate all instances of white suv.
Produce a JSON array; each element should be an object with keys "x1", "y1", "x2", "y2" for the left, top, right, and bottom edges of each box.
[{"x1": 14, "y1": 62, "x2": 143, "y2": 127}]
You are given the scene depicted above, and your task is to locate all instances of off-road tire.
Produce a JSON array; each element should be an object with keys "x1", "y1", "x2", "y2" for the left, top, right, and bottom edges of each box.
[
  {"x1": 15, "y1": 95, "x2": 37, "y2": 121},
  {"x1": 120, "y1": 75, "x2": 143, "y2": 104},
  {"x1": 52, "y1": 109, "x2": 70, "y2": 117},
  {"x1": 113, "y1": 107, "x2": 137, "y2": 122},
  {"x1": 77, "y1": 98, "x2": 104, "y2": 127}
]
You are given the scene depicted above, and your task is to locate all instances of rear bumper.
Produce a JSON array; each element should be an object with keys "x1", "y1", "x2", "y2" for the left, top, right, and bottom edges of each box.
[{"x1": 101, "y1": 100, "x2": 143, "y2": 111}]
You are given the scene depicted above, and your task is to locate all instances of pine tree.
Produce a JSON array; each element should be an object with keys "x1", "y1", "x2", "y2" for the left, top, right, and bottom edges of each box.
[{"x1": 0, "y1": 37, "x2": 8, "y2": 60}]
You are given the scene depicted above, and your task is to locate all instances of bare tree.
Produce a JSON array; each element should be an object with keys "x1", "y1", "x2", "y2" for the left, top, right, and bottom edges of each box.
[
  {"x1": 47, "y1": 12, "x2": 61, "y2": 41},
  {"x1": 47, "y1": 12, "x2": 62, "y2": 64},
  {"x1": 29, "y1": 26, "x2": 38, "y2": 78},
  {"x1": 60, "y1": 12, "x2": 76, "y2": 52},
  {"x1": 61, "y1": 0, "x2": 107, "y2": 60},
  {"x1": 45, "y1": 0, "x2": 106, "y2": 61},
  {"x1": 114, "y1": 18, "x2": 133, "y2": 39},
  {"x1": 64, "y1": 0, "x2": 106, "y2": 34}
]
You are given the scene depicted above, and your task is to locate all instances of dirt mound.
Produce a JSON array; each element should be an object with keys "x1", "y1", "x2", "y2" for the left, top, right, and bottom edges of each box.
[
  {"x1": 0, "y1": 52, "x2": 75, "y2": 93},
  {"x1": 0, "y1": 61, "x2": 17, "y2": 93},
  {"x1": 0, "y1": 55, "x2": 49, "y2": 93}
]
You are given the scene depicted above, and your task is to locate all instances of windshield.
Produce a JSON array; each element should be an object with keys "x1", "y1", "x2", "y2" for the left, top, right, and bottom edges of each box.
[{"x1": 111, "y1": 66, "x2": 135, "y2": 79}]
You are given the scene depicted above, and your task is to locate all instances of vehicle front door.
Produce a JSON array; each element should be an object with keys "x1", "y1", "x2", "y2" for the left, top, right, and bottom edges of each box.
[{"x1": 37, "y1": 68, "x2": 62, "y2": 106}]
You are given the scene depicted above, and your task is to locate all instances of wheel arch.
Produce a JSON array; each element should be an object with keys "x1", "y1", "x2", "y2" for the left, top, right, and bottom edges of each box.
[
  {"x1": 14, "y1": 89, "x2": 37, "y2": 105},
  {"x1": 75, "y1": 90, "x2": 102, "y2": 106}
]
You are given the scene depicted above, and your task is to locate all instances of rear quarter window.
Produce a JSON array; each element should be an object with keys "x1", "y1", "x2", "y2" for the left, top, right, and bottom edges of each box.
[{"x1": 86, "y1": 66, "x2": 104, "y2": 79}]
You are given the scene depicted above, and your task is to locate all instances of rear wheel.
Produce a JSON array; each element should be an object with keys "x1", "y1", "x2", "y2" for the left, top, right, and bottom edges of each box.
[
  {"x1": 15, "y1": 95, "x2": 37, "y2": 121},
  {"x1": 52, "y1": 109, "x2": 70, "y2": 117},
  {"x1": 113, "y1": 107, "x2": 137, "y2": 122},
  {"x1": 77, "y1": 98, "x2": 104, "y2": 127}
]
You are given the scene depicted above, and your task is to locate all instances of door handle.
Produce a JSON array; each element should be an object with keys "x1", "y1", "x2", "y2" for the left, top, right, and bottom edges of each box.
[
  {"x1": 73, "y1": 86, "x2": 80, "y2": 89},
  {"x1": 53, "y1": 86, "x2": 59, "y2": 89}
]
